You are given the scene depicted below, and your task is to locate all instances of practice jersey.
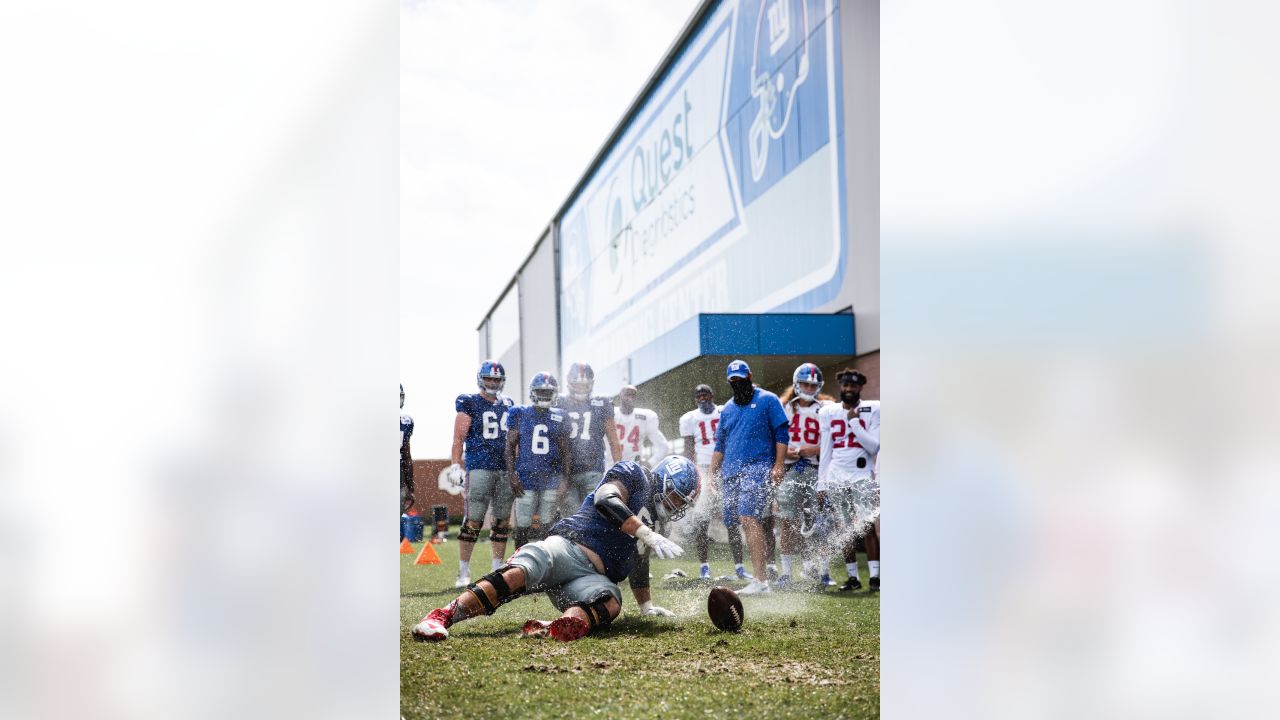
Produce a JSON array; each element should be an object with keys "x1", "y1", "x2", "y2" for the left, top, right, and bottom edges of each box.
[
  {"x1": 400, "y1": 414, "x2": 414, "y2": 449},
  {"x1": 455, "y1": 393, "x2": 514, "y2": 471},
  {"x1": 714, "y1": 387, "x2": 789, "y2": 477},
  {"x1": 816, "y1": 400, "x2": 881, "y2": 491},
  {"x1": 678, "y1": 405, "x2": 722, "y2": 467},
  {"x1": 614, "y1": 407, "x2": 670, "y2": 464},
  {"x1": 557, "y1": 395, "x2": 615, "y2": 474},
  {"x1": 550, "y1": 461, "x2": 656, "y2": 583},
  {"x1": 507, "y1": 404, "x2": 569, "y2": 489},
  {"x1": 784, "y1": 398, "x2": 828, "y2": 469}
]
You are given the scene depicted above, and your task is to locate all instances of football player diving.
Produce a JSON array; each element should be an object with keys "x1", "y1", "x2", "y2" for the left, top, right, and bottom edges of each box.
[{"x1": 411, "y1": 456, "x2": 699, "y2": 642}]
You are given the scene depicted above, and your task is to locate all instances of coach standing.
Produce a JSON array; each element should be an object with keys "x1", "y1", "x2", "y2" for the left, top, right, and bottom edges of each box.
[{"x1": 708, "y1": 359, "x2": 789, "y2": 595}]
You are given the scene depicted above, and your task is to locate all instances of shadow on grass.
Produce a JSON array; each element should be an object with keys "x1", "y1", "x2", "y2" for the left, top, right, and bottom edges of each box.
[{"x1": 401, "y1": 588, "x2": 464, "y2": 600}]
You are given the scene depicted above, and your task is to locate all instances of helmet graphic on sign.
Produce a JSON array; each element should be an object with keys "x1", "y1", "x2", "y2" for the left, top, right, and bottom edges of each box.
[{"x1": 749, "y1": 0, "x2": 810, "y2": 182}]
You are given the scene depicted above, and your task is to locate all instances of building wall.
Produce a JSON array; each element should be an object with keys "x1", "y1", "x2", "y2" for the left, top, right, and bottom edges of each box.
[{"x1": 517, "y1": 231, "x2": 560, "y2": 386}]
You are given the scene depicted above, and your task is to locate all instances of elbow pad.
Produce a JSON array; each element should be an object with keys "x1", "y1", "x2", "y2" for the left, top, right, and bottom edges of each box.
[{"x1": 594, "y1": 484, "x2": 633, "y2": 528}]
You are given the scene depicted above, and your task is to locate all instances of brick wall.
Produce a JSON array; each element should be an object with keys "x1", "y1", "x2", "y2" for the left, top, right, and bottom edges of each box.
[{"x1": 409, "y1": 459, "x2": 465, "y2": 520}]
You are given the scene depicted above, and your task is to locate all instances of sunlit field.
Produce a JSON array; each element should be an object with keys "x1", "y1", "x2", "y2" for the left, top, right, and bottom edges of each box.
[{"x1": 401, "y1": 528, "x2": 879, "y2": 719}]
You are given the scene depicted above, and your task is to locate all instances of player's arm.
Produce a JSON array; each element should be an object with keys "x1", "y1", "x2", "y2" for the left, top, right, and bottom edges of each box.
[
  {"x1": 848, "y1": 407, "x2": 880, "y2": 456},
  {"x1": 505, "y1": 421, "x2": 524, "y2": 497},
  {"x1": 646, "y1": 415, "x2": 670, "y2": 460},
  {"x1": 450, "y1": 411, "x2": 470, "y2": 467},
  {"x1": 816, "y1": 411, "x2": 834, "y2": 505},
  {"x1": 603, "y1": 415, "x2": 622, "y2": 462},
  {"x1": 594, "y1": 480, "x2": 681, "y2": 558},
  {"x1": 682, "y1": 436, "x2": 696, "y2": 462},
  {"x1": 558, "y1": 429, "x2": 572, "y2": 487},
  {"x1": 770, "y1": 400, "x2": 789, "y2": 484}
]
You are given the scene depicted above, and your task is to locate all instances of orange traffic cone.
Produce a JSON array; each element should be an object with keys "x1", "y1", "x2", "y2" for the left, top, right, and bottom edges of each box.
[
  {"x1": 414, "y1": 542, "x2": 442, "y2": 565},
  {"x1": 399, "y1": 538, "x2": 413, "y2": 554}
]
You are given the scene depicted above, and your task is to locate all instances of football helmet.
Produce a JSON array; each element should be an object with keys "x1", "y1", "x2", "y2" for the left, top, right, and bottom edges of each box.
[
  {"x1": 565, "y1": 361, "x2": 595, "y2": 401},
  {"x1": 792, "y1": 363, "x2": 823, "y2": 401},
  {"x1": 651, "y1": 455, "x2": 700, "y2": 522},
  {"x1": 477, "y1": 360, "x2": 506, "y2": 397},
  {"x1": 748, "y1": 0, "x2": 810, "y2": 182},
  {"x1": 529, "y1": 372, "x2": 559, "y2": 409}
]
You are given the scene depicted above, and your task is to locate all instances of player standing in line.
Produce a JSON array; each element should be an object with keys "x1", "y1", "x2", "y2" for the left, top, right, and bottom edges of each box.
[
  {"x1": 679, "y1": 383, "x2": 750, "y2": 580},
  {"x1": 505, "y1": 372, "x2": 572, "y2": 548},
  {"x1": 613, "y1": 385, "x2": 670, "y2": 467},
  {"x1": 774, "y1": 363, "x2": 835, "y2": 588},
  {"x1": 557, "y1": 362, "x2": 623, "y2": 520},
  {"x1": 446, "y1": 361, "x2": 516, "y2": 587},
  {"x1": 709, "y1": 359, "x2": 789, "y2": 595},
  {"x1": 401, "y1": 384, "x2": 415, "y2": 526},
  {"x1": 411, "y1": 457, "x2": 697, "y2": 642},
  {"x1": 816, "y1": 368, "x2": 880, "y2": 592}
]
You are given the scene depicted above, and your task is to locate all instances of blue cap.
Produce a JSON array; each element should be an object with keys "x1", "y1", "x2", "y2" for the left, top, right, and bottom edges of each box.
[{"x1": 726, "y1": 359, "x2": 751, "y2": 380}]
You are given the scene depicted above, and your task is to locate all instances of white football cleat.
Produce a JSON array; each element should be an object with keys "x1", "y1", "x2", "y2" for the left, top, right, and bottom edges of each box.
[
  {"x1": 454, "y1": 575, "x2": 470, "y2": 588},
  {"x1": 411, "y1": 609, "x2": 451, "y2": 641},
  {"x1": 738, "y1": 579, "x2": 771, "y2": 595}
]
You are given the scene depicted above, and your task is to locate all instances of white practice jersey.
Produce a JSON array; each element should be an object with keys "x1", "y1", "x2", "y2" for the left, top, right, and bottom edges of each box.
[
  {"x1": 817, "y1": 400, "x2": 881, "y2": 491},
  {"x1": 614, "y1": 407, "x2": 670, "y2": 464},
  {"x1": 783, "y1": 398, "x2": 828, "y2": 466},
  {"x1": 678, "y1": 405, "x2": 723, "y2": 467}
]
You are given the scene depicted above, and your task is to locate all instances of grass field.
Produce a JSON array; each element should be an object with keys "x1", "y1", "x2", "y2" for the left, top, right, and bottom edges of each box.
[{"x1": 401, "y1": 527, "x2": 879, "y2": 719}]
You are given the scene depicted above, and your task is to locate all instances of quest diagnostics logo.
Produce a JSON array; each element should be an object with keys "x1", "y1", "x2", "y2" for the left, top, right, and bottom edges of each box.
[{"x1": 606, "y1": 88, "x2": 698, "y2": 290}]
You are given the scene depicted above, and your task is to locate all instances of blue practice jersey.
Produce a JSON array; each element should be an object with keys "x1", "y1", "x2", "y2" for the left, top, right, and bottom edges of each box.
[
  {"x1": 714, "y1": 387, "x2": 789, "y2": 477},
  {"x1": 550, "y1": 461, "x2": 654, "y2": 583},
  {"x1": 507, "y1": 404, "x2": 569, "y2": 489},
  {"x1": 400, "y1": 414, "x2": 414, "y2": 447},
  {"x1": 455, "y1": 393, "x2": 514, "y2": 471},
  {"x1": 557, "y1": 395, "x2": 615, "y2": 474}
]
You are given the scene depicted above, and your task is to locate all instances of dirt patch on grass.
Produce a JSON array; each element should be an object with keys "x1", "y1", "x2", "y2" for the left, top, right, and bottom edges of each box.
[
  {"x1": 521, "y1": 660, "x2": 618, "y2": 675},
  {"x1": 642, "y1": 654, "x2": 862, "y2": 686}
]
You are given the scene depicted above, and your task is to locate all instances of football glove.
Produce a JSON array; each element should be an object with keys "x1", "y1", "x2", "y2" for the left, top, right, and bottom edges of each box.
[
  {"x1": 639, "y1": 601, "x2": 675, "y2": 617},
  {"x1": 446, "y1": 463, "x2": 465, "y2": 489},
  {"x1": 634, "y1": 525, "x2": 683, "y2": 559}
]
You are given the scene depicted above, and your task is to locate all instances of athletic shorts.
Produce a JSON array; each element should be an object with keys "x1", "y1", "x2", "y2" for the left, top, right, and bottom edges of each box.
[
  {"x1": 721, "y1": 465, "x2": 772, "y2": 526},
  {"x1": 824, "y1": 474, "x2": 880, "y2": 526},
  {"x1": 775, "y1": 463, "x2": 818, "y2": 521},
  {"x1": 465, "y1": 469, "x2": 514, "y2": 525},
  {"x1": 508, "y1": 535, "x2": 622, "y2": 611},
  {"x1": 514, "y1": 488, "x2": 560, "y2": 528}
]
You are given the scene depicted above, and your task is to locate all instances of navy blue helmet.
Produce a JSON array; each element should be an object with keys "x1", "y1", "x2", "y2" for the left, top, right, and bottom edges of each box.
[
  {"x1": 477, "y1": 360, "x2": 506, "y2": 396},
  {"x1": 652, "y1": 455, "x2": 700, "y2": 522},
  {"x1": 529, "y1": 371, "x2": 559, "y2": 408}
]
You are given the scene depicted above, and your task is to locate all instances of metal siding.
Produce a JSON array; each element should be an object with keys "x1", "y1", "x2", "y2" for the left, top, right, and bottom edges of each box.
[{"x1": 518, "y1": 233, "x2": 559, "y2": 385}]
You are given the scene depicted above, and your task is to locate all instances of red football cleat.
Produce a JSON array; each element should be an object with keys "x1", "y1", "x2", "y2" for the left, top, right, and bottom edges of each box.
[
  {"x1": 411, "y1": 608, "x2": 452, "y2": 641},
  {"x1": 520, "y1": 619, "x2": 552, "y2": 638},
  {"x1": 548, "y1": 615, "x2": 589, "y2": 642}
]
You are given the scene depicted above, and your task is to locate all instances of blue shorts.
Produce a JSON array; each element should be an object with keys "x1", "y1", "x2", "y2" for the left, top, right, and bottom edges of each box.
[{"x1": 721, "y1": 465, "x2": 772, "y2": 526}]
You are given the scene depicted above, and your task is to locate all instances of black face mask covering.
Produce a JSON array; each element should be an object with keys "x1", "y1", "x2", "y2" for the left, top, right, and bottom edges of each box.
[
  {"x1": 841, "y1": 390, "x2": 861, "y2": 406},
  {"x1": 697, "y1": 399, "x2": 715, "y2": 413},
  {"x1": 729, "y1": 379, "x2": 754, "y2": 404}
]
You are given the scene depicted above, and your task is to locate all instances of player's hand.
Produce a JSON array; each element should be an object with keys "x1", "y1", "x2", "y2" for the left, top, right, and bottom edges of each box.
[
  {"x1": 642, "y1": 604, "x2": 675, "y2": 617},
  {"x1": 786, "y1": 445, "x2": 800, "y2": 461},
  {"x1": 509, "y1": 478, "x2": 525, "y2": 498},
  {"x1": 816, "y1": 490, "x2": 828, "y2": 510},
  {"x1": 770, "y1": 465, "x2": 786, "y2": 485},
  {"x1": 446, "y1": 463, "x2": 465, "y2": 488},
  {"x1": 634, "y1": 525, "x2": 683, "y2": 559}
]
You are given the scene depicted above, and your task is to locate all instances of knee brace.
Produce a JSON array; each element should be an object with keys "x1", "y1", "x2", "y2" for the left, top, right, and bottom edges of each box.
[
  {"x1": 464, "y1": 564, "x2": 522, "y2": 616},
  {"x1": 571, "y1": 593, "x2": 615, "y2": 631},
  {"x1": 489, "y1": 520, "x2": 511, "y2": 544},
  {"x1": 458, "y1": 522, "x2": 482, "y2": 544}
]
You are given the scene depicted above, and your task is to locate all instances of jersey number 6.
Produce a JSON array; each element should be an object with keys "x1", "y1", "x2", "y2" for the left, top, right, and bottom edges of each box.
[{"x1": 531, "y1": 424, "x2": 550, "y2": 454}]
